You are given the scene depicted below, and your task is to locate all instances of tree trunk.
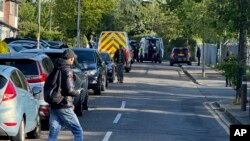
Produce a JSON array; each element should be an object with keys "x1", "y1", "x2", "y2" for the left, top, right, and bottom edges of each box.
[{"x1": 236, "y1": 0, "x2": 248, "y2": 104}]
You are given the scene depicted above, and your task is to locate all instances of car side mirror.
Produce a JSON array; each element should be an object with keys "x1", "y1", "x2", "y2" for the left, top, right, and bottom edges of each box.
[{"x1": 32, "y1": 87, "x2": 42, "y2": 98}]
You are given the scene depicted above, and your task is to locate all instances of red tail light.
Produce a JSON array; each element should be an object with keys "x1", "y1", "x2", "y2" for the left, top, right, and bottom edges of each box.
[
  {"x1": 39, "y1": 106, "x2": 49, "y2": 115},
  {"x1": 171, "y1": 52, "x2": 177, "y2": 57},
  {"x1": 4, "y1": 122, "x2": 17, "y2": 126},
  {"x1": 27, "y1": 62, "x2": 47, "y2": 83},
  {"x1": 2, "y1": 81, "x2": 17, "y2": 101},
  {"x1": 27, "y1": 73, "x2": 47, "y2": 83}
]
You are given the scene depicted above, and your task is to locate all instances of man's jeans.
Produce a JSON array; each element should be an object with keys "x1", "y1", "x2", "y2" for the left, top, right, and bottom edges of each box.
[{"x1": 47, "y1": 108, "x2": 83, "y2": 141}]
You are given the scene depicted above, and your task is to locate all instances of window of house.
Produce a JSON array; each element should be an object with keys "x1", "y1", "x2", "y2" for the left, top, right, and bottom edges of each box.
[{"x1": 0, "y1": 0, "x2": 3, "y2": 12}]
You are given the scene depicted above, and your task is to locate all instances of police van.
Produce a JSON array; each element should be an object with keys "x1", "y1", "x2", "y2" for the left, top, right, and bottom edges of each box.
[
  {"x1": 98, "y1": 31, "x2": 133, "y2": 72},
  {"x1": 139, "y1": 36, "x2": 164, "y2": 63}
]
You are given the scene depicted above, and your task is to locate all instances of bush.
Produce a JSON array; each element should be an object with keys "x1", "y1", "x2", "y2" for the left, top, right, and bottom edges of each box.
[{"x1": 217, "y1": 55, "x2": 242, "y2": 90}]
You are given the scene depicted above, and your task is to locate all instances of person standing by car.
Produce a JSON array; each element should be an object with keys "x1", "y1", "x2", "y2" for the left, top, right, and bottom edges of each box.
[
  {"x1": 196, "y1": 47, "x2": 201, "y2": 66},
  {"x1": 114, "y1": 45, "x2": 126, "y2": 83},
  {"x1": 45, "y1": 49, "x2": 84, "y2": 141}
]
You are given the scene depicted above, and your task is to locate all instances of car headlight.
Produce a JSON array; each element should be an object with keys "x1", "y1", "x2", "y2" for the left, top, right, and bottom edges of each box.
[{"x1": 87, "y1": 70, "x2": 97, "y2": 76}]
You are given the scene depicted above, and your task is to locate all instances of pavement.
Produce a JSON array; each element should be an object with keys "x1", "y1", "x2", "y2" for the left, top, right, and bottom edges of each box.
[{"x1": 180, "y1": 62, "x2": 250, "y2": 127}]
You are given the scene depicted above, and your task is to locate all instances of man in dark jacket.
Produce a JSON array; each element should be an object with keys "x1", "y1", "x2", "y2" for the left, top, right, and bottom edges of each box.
[
  {"x1": 196, "y1": 47, "x2": 201, "y2": 66},
  {"x1": 114, "y1": 45, "x2": 126, "y2": 83},
  {"x1": 46, "y1": 49, "x2": 83, "y2": 141}
]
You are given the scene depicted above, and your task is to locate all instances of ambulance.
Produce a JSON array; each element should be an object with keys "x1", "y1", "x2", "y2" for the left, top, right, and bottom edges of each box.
[{"x1": 98, "y1": 31, "x2": 133, "y2": 72}]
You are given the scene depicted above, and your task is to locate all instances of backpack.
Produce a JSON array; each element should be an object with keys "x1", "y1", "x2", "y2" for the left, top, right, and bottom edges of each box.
[{"x1": 44, "y1": 70, "x2": 62, "y2": 104}]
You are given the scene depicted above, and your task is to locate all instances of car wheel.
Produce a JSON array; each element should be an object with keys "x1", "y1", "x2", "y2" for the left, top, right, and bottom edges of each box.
[
  {"x1": 101, "y1": 75, "x2": 106, "y2": 91},
  {"x1": 170, "y1": 62, "x2": 174, "y2": 66},
  {"x1": 94, "y1": 80, "x2": 101, "y2": 95},
  {"x1": 27, "y1": 115, "x2": 41, "y2": 139},
  {"x1": 11, "y1": 119, "x2": 25, "y2": 141},
  {"x1": 187, "y1": 61, "x2": 192, "y2": 65},
  {"x1": 41, "y1": 118, "x2": 49, "y2": 130},
  {"x1": 82, "y1": 94, "x2": 88, "y2": 110},
  {"x1": 106, "y1": 77, "x2": 108, "y2": 88},
  {"x1": 74, "y1": 94, "x2": 83, "y2": 116}
]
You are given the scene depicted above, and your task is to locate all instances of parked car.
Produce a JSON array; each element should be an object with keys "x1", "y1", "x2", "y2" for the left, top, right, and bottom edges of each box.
[
  {"x1": 0, "y1": 53, "x2": 54, "y2": 129},
  {"x1": 170, "y1": 47, "x2": 192, "y2": 66},
  {"x1": 72, "y1": 48, "x2": 107, "y2": 95},
  {"x1": 0, "y1": 65, "x2": 41, "y2": 140},
  {"x1": 8, "y1": 40, "x2": 48, "y2": 49},
  {"x1": 21, "y1": 49, "x2": 89, "y2": 114},
  {"x1": 100, "y1": 52, "x2": 115, "y2": 83}
]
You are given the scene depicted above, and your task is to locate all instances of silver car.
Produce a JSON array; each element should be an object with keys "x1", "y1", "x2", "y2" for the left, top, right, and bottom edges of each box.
[{"x1": 0, "y1": 65, "x2": 40, "y2": 141}]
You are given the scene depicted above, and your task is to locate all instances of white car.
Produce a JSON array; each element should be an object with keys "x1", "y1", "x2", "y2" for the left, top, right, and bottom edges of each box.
[{"x1": 0, "y1": 65, "x2": 41, "y2": 141}]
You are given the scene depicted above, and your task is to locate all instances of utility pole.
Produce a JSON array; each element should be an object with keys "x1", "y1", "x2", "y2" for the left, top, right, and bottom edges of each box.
[
  {"x1": 49, "y1": 0, "x2": 53, "y2": 32},
  {"x1": 76, "y1": 0, "x2": 81, "y2": 48},
  {"x1": 37, "y1": 0, "x2": 41, "y2": 49}
]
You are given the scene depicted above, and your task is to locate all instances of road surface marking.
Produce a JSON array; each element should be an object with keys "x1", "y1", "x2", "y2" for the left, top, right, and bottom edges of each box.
[
  {"x1": 204, "y1": 102, "x2": 229, "y2": 135},
  {"x1": 113, "y1": 113, "x2": 122, "y2": 124},
  {"x1": 103, "y1": 131, "x2": 112, "y2": 141},
  {"x1": 121, "y1": 101, "x2": 126, "y2": 109}
]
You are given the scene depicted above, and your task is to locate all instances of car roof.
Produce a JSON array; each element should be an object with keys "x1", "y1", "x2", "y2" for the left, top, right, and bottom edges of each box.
[
  {"x1": 72, "y1": 48, "x2": 96, "y2": 52},
  {"x1": 0, "y1": 65, "x2": 16, "y2": 76},
  {"x1": 21, "y1": 48, "x2": 66, "y2": 53},
  {"x1": 0, "y1": 52, "x2": 49, "y2": 61}
]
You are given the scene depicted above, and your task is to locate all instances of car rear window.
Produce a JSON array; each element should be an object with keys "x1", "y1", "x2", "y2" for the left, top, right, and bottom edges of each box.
[
  {"x1": 74, "y1": 51, "x2": 96, "y2": 63},
  {"x1": 0, "y1": 59, "x2": 39, "y2": 75},
  {"x1": 174, "y1": 48, "x2": 189, "y2": 53},
  {"x1": 0, "y1": 75, "x2": 7, "y2": 89}
]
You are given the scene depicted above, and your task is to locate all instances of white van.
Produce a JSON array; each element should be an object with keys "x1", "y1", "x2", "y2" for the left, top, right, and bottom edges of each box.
[{"x1": 139, "y1": 36, "x2": 164, "y2": 63}]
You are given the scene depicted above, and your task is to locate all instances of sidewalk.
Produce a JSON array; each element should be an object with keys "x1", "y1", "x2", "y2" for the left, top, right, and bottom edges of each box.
[{"x1": 180, "y1": 62, "x2": 250, "y2": 126}]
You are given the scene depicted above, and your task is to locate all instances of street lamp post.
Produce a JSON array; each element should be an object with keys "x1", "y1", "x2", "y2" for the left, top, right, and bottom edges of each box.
[
  {"x1": 76, "y1": 0, "x2": 81, "y2": 48},
  {"x1": 37, "y1": 0, "x2": 41, "y2": 49}
]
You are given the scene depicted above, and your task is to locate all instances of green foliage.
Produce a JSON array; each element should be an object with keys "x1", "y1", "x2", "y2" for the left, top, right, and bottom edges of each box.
[
  {"x1": 18, "y1": 21, "x2": 38, "y2": 38},
  {"x1": 217, "y1": 56, "x2": 242, "y2": 90},
  {"x1": 19, "y1": 0, "x2": 36, "y2": 22}
]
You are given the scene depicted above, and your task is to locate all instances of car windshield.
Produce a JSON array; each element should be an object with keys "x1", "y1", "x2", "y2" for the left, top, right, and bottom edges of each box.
[
  {"x1": 0, "y1": 59, "x2": 39, "y2": 75},
  {"x1": 74, "y1": 51, "x2": 96, "y2": 63},
  {"x1": 100, "y1": 53, "x2": 111, "y2": 62},
  {"x1": 0, "y1": 75, "x2": 7, "y2": 89}
]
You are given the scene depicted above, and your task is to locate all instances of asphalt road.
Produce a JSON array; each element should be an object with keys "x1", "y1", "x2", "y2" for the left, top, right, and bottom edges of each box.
[{"x1": 8, "y1": 62, "x2": 229, "y2": 141}]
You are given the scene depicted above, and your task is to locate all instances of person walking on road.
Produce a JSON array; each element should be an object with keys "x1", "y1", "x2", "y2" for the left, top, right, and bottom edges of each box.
[
  {"x1": 114, "y1": 45, "x2": 126, "y2": 83},
  {"x1": 45, "y1": 49, "x2": 84, "y2": 141},
  {"x1": 225, "y1": 50, "x2": 232, "y2": 87},
  {"x1": 196, "y1": 47, "x2": 201, "y2": 66}
]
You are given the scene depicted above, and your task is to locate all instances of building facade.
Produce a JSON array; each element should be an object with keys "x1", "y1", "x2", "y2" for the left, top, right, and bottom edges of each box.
[{"x1": 0, "y1": 0, "x2": 20, "y2": 40}]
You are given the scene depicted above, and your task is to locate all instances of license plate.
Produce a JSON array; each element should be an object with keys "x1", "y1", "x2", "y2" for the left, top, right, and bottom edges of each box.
[{"x1": 178, "y1": 54, "x2": 184, "y2": 56}]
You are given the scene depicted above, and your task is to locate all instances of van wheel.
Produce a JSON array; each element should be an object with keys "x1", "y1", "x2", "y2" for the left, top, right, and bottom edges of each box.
[
  {"x1": 125, "y1": 62, "x2": 132, "y2": 73},
  {"x1": 11, "y1": 119, "x2": 25, "y2": 141},
  {"x1": 27, "y1": 115, "x2": 41, "y2": 139}
]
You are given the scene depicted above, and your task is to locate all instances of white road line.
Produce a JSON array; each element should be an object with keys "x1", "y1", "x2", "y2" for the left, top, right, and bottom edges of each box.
[
  {"x1": 121, "y1": 101, "x2": 126, "y2": 109},
  {"x1": 113, "y1": 113, "x2": 122, "y2": 124},
  {"x1": 103, "y1": 131, "x2": 112, "y2": 141},
  {"x1": 204, "y1": 102, "x2": 229, "y2": 135}
]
